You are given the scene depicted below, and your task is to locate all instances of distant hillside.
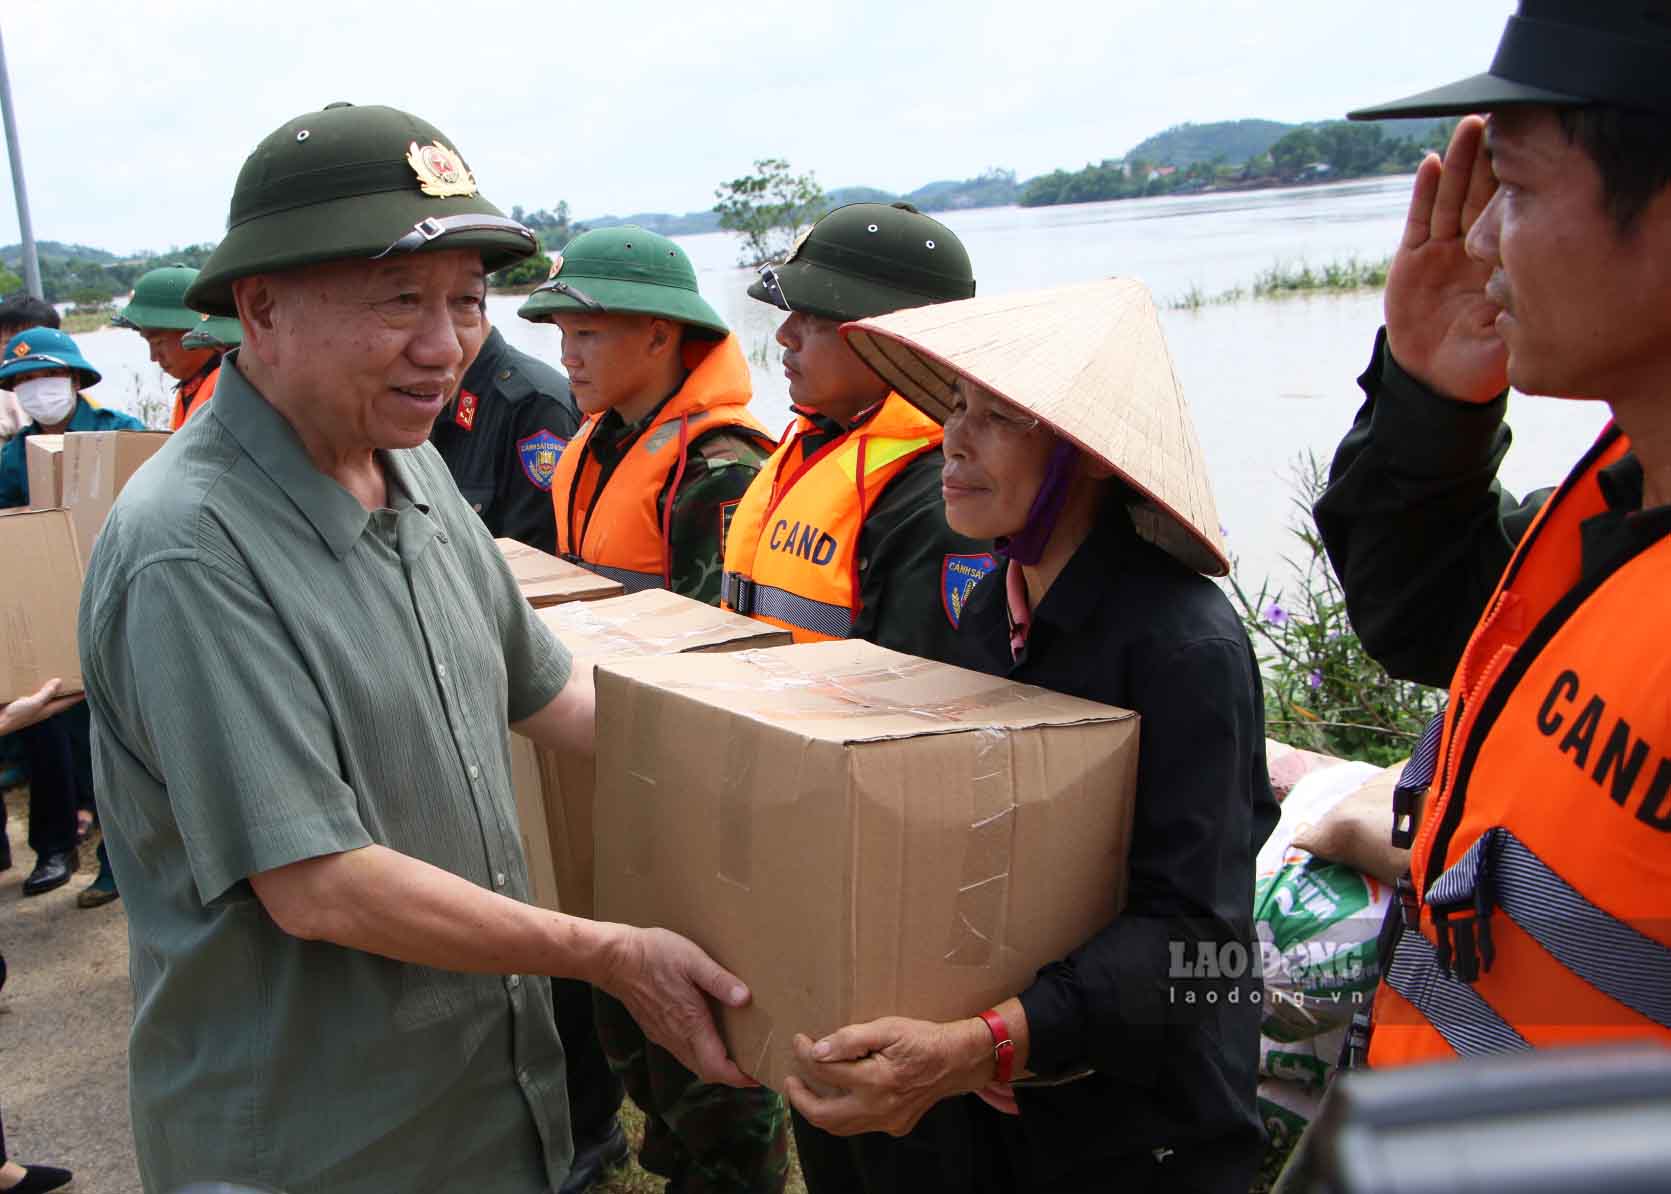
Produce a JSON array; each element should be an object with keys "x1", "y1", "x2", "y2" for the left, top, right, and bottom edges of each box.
[
  {"x1": 1125, "y1": 120, "x2": 1296, "y2": 168},
  {"x1": 1, "y1": 240, "x2": 121, "y2": 266}
]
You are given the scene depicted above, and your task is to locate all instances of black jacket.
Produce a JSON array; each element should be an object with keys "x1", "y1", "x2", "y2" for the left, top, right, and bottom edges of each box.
[{"x1": 429, "y1": 328, "x2": 581, "y2": 555}]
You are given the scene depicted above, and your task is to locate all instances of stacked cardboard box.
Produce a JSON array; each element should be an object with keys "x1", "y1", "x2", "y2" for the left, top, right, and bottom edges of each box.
[
  {"x1": 494, "y1": 537, "x2": 623, "y2": 608},
  {"x1": 63, "y1": 429, "x2": 170, "y2": 567},
  {"x1": 0, "y1": 509, "x2": 85, "y2": 700},
  {"x1": 25, "y1": 434, "x2": 65, "y2": 508},
  {"x1": 510, "y1": 589, "x2": 791, "y2": 915},
  {"x1": 593, "y1": 639, "x2": 1139, "y2": 1090}
]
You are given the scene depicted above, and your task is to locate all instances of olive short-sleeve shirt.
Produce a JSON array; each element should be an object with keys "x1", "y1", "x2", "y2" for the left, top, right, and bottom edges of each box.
[{"x1": 79, "y1": 358, "x2": 576, "y2": 1194}]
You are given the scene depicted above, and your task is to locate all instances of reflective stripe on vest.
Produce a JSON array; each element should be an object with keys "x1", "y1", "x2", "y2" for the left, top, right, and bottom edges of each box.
[
  {"x1": 1383, "y1": 927, "x2": 1531, "y2": 1056},
  {"x1": 721, "y1": 573, "x2": 853, "y2": 639},
  {"x1": 580, "y1": 560, "x2": 664, "y2": 594},
  {"x1": 720, "y1": 393, "x2": 941, "y2": 643},
  {"x1": 550, "y1": 334, "x2": 769, "y2": 588},
  {"x1": 1369, "y1": 423, "x2": 1671, "y2": 1065}
]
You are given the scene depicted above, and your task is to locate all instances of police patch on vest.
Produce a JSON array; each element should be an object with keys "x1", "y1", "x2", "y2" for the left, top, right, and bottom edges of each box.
[
  {"x1": 942, "y1": 552, "x2": 998, "y2": 628},
  {"x1": 719, "y1": 498, "x2": 740, "y2": 555},
  {"x1": 517, "y1": 429, "x2": 567, "y2": 492}
]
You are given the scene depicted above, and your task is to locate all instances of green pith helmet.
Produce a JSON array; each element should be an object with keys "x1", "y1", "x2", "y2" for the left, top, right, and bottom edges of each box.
[
  {"x1": 517, "y1": 226, "x2": 728, "y2": 339},
  {"x1": 186, "y1": 102, "x2": 537, "y2": 317},
  {"x1": 181, "y1": 311, "x2": 243, "y2": 350},
  {"x1": 746, "y1": 202, "x2": 974, "y2": 323},
  {"x1": 113, "y1": 265, "x2": 243, "y2": 344}
]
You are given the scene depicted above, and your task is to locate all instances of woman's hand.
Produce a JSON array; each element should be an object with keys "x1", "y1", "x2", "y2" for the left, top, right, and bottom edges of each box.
[{"x1": 784, "y1": 1015, "x2": 995, "y2": 1137}]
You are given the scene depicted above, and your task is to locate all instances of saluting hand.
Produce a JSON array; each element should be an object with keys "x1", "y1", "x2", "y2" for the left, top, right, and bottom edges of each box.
[
  {"x1": 603, "y1": 926, "x2": 758, "y2": 1089},
  {"x1": 1385, "y1": 115, "x2": 1508, "y2": 404}
]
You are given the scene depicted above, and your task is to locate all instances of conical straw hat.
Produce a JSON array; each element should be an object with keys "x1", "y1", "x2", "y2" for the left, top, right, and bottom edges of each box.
[{"x1": 843, "y1": 277, "x2": 1229, "y2": 576}]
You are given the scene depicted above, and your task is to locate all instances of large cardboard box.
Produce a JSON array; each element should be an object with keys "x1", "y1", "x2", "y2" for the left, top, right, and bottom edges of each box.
[
  {"x1": 512, "y1": 589, "x2": 792, "y2": 916},
  {"x1": 0, "y1": 508, "x2": 85, "y2": 700},
  {"x1": 63, "y1": 429, "x2": 170, "y2": 567},
  {"x1": 594, "y1": 639, "x2": 1140, "y2": 1090},
  {"x1": 494, "y1": 537, "x2": 623, "y2": 608},
  {"x1": 25, "y1": 434, "x2": 65, "y2": 509}
]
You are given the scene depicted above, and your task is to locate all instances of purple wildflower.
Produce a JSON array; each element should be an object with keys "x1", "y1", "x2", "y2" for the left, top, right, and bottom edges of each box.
[
  {"x1": 1308, "y1": 669, "x2": 1323, "y2": 690},
  {"x1": 1263, "y1": 603, "x2": 1290, "y2": 627}
]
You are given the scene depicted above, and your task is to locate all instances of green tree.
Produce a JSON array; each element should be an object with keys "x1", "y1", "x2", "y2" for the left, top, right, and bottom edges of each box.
[
  {"x1": 490, "y1": 251, "x2": 554, "y2": 290},
  {"x1": 713, "y1": 158, "x2": 826, "y2": 267},
  {"x1": 0, "y1": 267, "x2": 21, "y2": 296}
]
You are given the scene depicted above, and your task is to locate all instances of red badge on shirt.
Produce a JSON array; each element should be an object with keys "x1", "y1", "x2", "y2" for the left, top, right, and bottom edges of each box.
[{"x1": 455, "y1": 389, "x2": 479, "y2": 431}]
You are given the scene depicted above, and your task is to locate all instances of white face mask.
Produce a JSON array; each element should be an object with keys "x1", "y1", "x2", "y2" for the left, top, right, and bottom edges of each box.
[{"x1": 14, "y1": 374, "x2": 77, "y2": 425}]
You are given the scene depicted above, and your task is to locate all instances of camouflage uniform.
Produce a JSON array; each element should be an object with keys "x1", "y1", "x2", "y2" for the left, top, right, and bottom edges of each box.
[
  {"x1": 582, "y1": 412, "x2": 787, "y2": 1192},
  {"x1": 594, "y1": 989, "x2": 790, "y2": 1193}
]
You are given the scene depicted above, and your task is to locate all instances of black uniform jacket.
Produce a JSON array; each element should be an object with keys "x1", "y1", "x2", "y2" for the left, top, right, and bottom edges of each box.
[{"x1": 430, "y1": 327, "x2": 581, "y2": 554}]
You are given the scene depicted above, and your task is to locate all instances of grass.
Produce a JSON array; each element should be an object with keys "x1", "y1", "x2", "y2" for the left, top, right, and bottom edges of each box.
[
  {"x1": 597, "y1": 1099, "x2": 808, "y2": 1193},
  {"x1": 1171, "y1": 255, "x2": 1392, "y2": 310},
  {"x1": 62, "y1": 308, "x2": 114, "y2": 333}
]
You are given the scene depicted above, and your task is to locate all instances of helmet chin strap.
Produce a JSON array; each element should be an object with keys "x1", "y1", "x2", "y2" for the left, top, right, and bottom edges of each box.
[{"x1": 996, "y1": 439, "x2": 1079, "y2": 565}]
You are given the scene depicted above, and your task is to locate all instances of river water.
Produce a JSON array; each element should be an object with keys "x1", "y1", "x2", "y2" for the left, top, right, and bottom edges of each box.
[{"x1": 75, "y1": 176, "x2": 1606, "y2": 591}]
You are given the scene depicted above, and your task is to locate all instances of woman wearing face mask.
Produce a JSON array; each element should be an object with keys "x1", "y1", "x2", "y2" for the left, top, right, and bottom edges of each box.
[
  {"x1": 784, "y1": 280, "x2": 1279, "y2": 1194},
  {"x1": 0, "y1": 327, "x2": 143, "y2": 509}
]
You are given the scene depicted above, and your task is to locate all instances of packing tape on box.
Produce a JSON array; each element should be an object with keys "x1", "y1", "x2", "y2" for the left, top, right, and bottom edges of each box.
[
  {"x1": 557, "y1": 597, "x2": 761, "y2": 659},
  {"x1": 3, "y1": 605, "x2": 42, "y2": 692},
  {"x1": 656, "y1": 649, "x2": 1051, "y2": 725},
  {"x1": 946, "y1": 727, "x2": 1017, "y2": 967}
]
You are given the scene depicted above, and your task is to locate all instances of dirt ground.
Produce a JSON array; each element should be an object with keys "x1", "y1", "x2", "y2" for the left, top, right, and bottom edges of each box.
[
  {"x1": 2, "y1": 788, "x2": 138, "y2": 1193},
  {"x1": 0, "y1": 788, "x2": 805, "y2": 1194}
]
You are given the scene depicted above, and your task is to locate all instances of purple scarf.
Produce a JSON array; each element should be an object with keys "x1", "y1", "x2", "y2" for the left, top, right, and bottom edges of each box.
[{"x1": 995, "y1": 439, "x2": 1079, "y2": 565}]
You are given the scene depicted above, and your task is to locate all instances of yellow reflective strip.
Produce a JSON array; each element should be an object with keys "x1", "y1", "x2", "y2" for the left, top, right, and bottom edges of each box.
[{"x1": 863, "y1": 436, "x2": 931, "y2": 474}]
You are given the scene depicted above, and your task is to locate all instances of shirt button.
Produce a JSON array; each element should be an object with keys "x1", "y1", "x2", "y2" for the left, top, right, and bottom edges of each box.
[
  {"x1": 436, "y1": 663, "x2": 448, "y2": 678},
  {"x1": 508, "y1": 974, "x2": 521, "y2": 990},
  {"x1": 472, "y1": 502, "x2": 483, "y2": 513},
  {"x1": 499, "y1": 369, "x2": 513, "y2": 381},
  {"x1": 519, "y1": 1069, "x2": 530, "y2": 1086},
  {"x1": 494, "y1": 871, "x2": 507, "y2": 888},
  {"x1": 469, "y1": 764, "x2": 480, "y2": 780}
]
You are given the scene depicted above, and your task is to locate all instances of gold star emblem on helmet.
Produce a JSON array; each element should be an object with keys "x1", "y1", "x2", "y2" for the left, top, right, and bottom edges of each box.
[
  {"x1": 405, "y1": 139, "x2": 478, "y2": 199},
  {"x1": 12, "y1": 341, "x2": 28, "y2": 357}
]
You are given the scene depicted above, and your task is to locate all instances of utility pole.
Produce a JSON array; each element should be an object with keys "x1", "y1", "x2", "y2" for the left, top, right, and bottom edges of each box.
[{"x1": 0, "y1": 21, "x2": 42, "y2": 299}]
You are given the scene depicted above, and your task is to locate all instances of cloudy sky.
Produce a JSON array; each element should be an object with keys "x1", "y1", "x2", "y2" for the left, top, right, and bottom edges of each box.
[{"x1": 1, "y1": 0, "x2": 1513, "y2": 256}]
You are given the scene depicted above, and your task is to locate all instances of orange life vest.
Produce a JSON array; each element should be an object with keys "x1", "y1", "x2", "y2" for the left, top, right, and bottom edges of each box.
[
  {"x1": 720, "y1": 393, "x2": 941, "y2": 642},
  {"x1": 550, "y1": 334, "x2": 770, "y2": 592},
  {"x1": 171, "y1": 363, "x2": 219, "y2": 431},
  {"x1": 1369, "y1": 423, "x2": 1671, "y2": 1066}
]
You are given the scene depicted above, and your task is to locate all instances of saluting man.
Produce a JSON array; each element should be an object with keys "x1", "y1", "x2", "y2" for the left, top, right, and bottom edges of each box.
[
  {"x1": 520, "y1": 226, "x2": 775, "y2": 605},
  {"x1": 112, "y1": 265, "x2": 241, "y2": 429},
  {"x1": 722, "y1": 202, "x2": 994, "y2": 659},
  {"x1": 1317, "y1": 2, "x2": 1671, "y2": 1072}
]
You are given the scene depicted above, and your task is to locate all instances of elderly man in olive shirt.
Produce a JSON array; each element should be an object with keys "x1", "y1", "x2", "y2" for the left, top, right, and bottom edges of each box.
[{"x1": 77, "y1": 104, "x2": 752, "y2": 1194}]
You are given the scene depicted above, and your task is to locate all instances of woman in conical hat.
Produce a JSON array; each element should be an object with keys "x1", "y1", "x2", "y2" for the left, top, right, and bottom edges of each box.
[{"x1": 784, "y1": 279, "x2": 1279, "y2": 1193}]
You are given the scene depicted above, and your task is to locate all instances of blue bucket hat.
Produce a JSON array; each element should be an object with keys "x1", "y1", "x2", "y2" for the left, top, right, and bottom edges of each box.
[{"x1": 0, "y1": 327, "x2": 103, "y2": 390}]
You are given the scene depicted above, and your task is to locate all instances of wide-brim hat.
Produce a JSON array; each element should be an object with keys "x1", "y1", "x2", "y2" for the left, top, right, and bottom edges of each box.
[
  {"x1": 186, "y1": 103, "x2": 538, "y2": 317},
  {"x1": 746, "y1": 202, "x2": 974, "y2": 323},
  {"x1": 518, "y1": 226, "x2": 727, "y2": 338},
  {"x1": 843, "y1": 278, "x2": 1228, "y2": 577},
  {"x1": 1349, "y1": 1, "x2": 1671, "y2": 120},
  {"x1": 180, "y1": 313, "x2": 244, "y2": 349},
  {"x1": 0, "y1": 327, "x2": 102, "y2": 390}
]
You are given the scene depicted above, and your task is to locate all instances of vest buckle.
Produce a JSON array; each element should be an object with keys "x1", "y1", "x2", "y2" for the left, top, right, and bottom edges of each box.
[{"x1": 728, "y1": 575, "x2": 755, "y2": 616}]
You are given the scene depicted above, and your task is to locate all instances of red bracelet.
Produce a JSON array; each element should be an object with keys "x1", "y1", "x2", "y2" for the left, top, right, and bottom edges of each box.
[{"x1": 978, "y1": 1008, "x2": 1015, "y2": 1084}]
